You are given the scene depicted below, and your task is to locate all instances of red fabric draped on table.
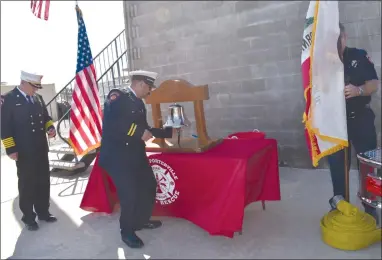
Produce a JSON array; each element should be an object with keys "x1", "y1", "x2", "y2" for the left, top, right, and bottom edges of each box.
[
  {"x1": 80, "y1": 155, "x2": 119, "y2": 214},
  {"x1": 80, "y1": 138, "x2": 281, "y2": 238}
]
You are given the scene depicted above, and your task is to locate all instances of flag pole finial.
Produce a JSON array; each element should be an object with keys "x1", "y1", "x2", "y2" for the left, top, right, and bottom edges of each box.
[{"x1": 75, "y1": 1, "x2": 82, "y2": 17}]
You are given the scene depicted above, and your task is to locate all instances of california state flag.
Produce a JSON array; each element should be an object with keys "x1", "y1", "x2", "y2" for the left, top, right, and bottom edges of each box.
[{"x1": 301, "y1": 0, "x2": 348, "y2": 167}]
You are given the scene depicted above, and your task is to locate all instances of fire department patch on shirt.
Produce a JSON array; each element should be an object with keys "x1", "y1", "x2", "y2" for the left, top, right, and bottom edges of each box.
[{"x1": 108, "y1": 91, "x2": 120, "y2": 102}]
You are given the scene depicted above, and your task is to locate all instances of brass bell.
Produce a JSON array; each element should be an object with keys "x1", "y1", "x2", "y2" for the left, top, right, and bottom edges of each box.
[{"x1": 163, "y1": 103, "x2": 191, "y2": 129}]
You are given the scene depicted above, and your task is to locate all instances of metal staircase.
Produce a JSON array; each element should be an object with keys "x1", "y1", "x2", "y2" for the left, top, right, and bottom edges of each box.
[{"x1": 45, "y1": 29, "x2": 129, "y2": 175}]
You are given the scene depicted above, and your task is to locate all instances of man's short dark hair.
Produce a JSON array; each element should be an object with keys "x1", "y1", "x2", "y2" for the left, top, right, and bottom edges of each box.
[{"x1": 339, "y1": 22, "x2": 345, "y2": 33}]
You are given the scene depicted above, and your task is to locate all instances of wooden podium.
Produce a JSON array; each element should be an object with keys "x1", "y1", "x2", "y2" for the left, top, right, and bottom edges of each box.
[{"x1": 144, "y1": 79, "x2": 222, "y2": 153}]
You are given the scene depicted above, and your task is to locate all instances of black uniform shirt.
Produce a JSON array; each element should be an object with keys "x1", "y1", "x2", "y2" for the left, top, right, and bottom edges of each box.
[
  {"x1": 343, "y1": 47, "x2": 378, "y2": 112},
  {"x1": 101, "y1": 89, "x2": 148, "y2": 147},
  {"x1": 99, "y1": 88, "x2": 173, "y2": 171},
  {"x1": 1, "y1": 87, "x2": 55, "y2": 156}
]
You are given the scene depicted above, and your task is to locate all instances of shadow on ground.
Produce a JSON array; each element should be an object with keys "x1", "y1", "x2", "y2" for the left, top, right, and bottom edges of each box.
[
  {"x1": 50, "y1": 170, "x2": 90, "y2": 198},
  {"x1": 4, "y1": 167, "x2": 381, "y2": 259},
  {"x1": 8, "y1": 194, "x2": 128, "y2": 258}
]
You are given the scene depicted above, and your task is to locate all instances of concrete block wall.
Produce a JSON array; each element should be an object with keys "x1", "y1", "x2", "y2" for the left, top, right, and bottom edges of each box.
[{"x1": 124, "y1": 1, "x2": 381, "y2": 168}]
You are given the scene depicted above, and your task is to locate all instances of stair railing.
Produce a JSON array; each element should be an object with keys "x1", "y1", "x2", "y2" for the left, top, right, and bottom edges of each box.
[
  {"x1": 56, "y1": 50, "x2": 129, "y2": 161},
  {"x1": 45, "y1": 29, "x2": 126, "y2": 125},
  {"x1": 45, "y1": 29, "x2": 128, "y2": 158}
]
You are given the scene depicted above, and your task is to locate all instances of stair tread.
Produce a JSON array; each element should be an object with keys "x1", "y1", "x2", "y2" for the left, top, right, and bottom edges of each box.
[
  {"x1": 49, "y1": 146, "x2": 96, "y2": 154},
  {"x1": 49, "y1": 160, "x2": 85, "y2": 171},
  {"x1": 49, "y1": 147, "x2": 74, "y2": 152}
]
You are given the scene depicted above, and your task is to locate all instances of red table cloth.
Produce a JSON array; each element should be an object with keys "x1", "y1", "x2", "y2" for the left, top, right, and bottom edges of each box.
[{"x1": 80, "y1": 138, "x2": 281, "y2": 238}]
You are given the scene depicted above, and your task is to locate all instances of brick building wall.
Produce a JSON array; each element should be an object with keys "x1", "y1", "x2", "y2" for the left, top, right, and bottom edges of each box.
[{"x1": 123, "y1": 1, "x2": 381, "y2": 168}]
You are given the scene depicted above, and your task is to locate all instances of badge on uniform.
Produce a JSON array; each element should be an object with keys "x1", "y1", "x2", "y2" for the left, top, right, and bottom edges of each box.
[
  {"x1": 109, "y1": 92, "x2": 120, "y2": 102},
  {"x1": 351, "y1": 60, "x2": 358, "y2": 68}
]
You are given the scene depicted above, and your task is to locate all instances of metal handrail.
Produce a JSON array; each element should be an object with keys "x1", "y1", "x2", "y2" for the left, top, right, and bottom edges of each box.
[
  {"x1": 96, "y1": 51, "x2": 128, "y2": 85},
  {"x1": 46, "y1": 29, "x2": 125, "y2": 107},
  {"x1": 46, "y1": 29, "x2": 127, "y2": 161},
  {"x1": 55, "y1": 51, "x2": 128, "y2": 158}
]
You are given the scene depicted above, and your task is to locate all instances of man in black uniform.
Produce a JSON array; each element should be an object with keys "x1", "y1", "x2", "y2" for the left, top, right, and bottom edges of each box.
[
  {"x1": 1, "y1": 71, "x2": 58, "y2": 231},
  {"x1": 99, "y1": 70, "x2": 174, "y2": 248},
  {"x1": 328, "y1": 23, "x2": 379, "y2": 221}
]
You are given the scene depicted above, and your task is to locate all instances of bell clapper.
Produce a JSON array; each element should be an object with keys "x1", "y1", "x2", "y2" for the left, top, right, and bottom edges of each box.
[{"x1": 177, "y1": 128, "x2": 181, "y2": 147}]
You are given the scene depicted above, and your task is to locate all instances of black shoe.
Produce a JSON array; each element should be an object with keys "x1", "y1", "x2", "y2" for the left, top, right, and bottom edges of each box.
[
  {"x1": 25, "y1": 221, "x2": 39, "y2": 231},
  {"x1": 38, "y1": 214, "x2": 57, "y2": 223},
  {"x1": 121, "y1": 232, "x2": 144, "y2": 249},
  {"x1": 142, "y1": 220, "x2": 162, "y2": 229}
]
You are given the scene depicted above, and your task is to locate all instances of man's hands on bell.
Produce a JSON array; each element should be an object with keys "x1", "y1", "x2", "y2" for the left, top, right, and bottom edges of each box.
[
  {"x1": 141, "y1": 129, "x2": 153, "y2": 141},
  {"x1": 47, "y1": 128, "x2": 56, "y2": 138},
  {"x1": 344, "y1": 84, "x2": 360, "y2": 99},
  {"x1": 8, "y1": 152, "x2": 18, "y2": 161}
]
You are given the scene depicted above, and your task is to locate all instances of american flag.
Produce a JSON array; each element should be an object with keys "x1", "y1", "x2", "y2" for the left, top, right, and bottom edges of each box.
[
  {"x1": 68, "y1": 6, "x2": 103, "y2": 156},
  {"x1": 30, "y1": 0, "x2": 50, "y2": 20}
]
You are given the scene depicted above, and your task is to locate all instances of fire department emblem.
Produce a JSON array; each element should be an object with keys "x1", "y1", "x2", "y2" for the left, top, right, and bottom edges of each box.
[{"x1": 149, "y1": 159, "x2": 180, "y2": 205}]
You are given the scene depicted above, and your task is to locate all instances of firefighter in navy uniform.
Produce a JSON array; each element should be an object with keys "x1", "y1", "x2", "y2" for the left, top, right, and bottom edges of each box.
[
  {"x1": 1, "y1": 71, "x2": 58, "y2": 231},
  {"x1": 328, "y1": 23, "x2": 380, "y2": 222},
  {"x1": 99, "y1": 70, "x2": 174, "y2": 249}
]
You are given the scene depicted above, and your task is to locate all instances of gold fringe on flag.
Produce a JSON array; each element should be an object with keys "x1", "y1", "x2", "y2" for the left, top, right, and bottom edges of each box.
[{"x1": 303, "y1": 0, "x2": 348, "y2": 167}]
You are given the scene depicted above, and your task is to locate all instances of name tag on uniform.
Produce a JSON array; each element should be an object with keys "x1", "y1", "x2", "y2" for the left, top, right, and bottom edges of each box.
[{"x1": 16, "y1": 104, "x2": 21, "y2": 106}]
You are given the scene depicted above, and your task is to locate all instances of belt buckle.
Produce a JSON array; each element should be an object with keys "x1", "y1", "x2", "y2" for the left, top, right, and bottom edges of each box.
[{"x1": 349, "y1": 112, "x2": 356, "y2": 119}]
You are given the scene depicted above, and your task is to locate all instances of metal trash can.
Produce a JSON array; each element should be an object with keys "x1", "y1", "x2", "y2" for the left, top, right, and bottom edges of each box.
[{"x1": 357, "y1": 148, "x2": 381, "y2": 227}]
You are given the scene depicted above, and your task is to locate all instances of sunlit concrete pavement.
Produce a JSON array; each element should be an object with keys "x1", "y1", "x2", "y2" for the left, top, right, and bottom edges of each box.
[{"x1": 1, "y1": 154, "x2": 381, "y2": 259}]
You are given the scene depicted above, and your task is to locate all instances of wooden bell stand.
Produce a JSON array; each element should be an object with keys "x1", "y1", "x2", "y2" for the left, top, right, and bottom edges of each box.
[{"x1": 144, "y1": 79, "x2": 222, "y2": 153}]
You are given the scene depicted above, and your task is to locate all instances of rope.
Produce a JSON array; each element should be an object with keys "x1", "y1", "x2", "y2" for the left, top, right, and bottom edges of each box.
[{"x1": 320, "y1": 200, "x2": 381, "y2": 250}]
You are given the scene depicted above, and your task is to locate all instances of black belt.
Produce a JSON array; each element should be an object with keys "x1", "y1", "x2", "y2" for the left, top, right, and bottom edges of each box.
[{"x1": 347, "y1": 104, "x2": 370, "y2": 119}]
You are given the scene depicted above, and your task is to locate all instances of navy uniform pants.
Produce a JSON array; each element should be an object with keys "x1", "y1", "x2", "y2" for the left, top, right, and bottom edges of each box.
[
  {"x1": 102, "y1": 150, "x2": 157, "y2": 235},
  {"x1": 327, "y1": 107, "x2": 378, "y2": 220},
  {"x1": 16, "y1": 153, "x2": 51, "y2": 224}
]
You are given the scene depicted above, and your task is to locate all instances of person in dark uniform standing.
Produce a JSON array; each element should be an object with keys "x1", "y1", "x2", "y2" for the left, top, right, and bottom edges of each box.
[
  {"x1": 1, "y1": 71, "x2": 58, "y2": 231},
  {"x1": 328, "y1": 23, "x2": 380, "y2": 221},
  {"x1": 99, "y1": 70, "x2": 175, "y2": 248}
]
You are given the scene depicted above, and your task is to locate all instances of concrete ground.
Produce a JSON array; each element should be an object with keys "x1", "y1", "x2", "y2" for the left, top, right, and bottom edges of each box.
[{"x1": 1, "y1": 153, "x2": 381, "y2": 259}]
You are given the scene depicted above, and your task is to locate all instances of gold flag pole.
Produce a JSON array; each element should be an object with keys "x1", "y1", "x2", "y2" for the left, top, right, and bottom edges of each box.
[{"x1": 344, "y1": 147, "x2": 350, "y2": 202}]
